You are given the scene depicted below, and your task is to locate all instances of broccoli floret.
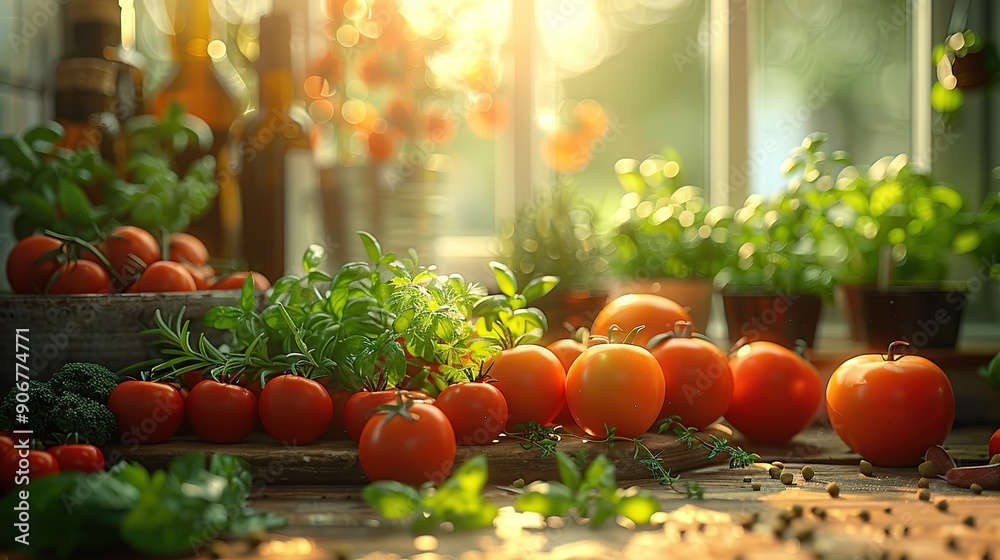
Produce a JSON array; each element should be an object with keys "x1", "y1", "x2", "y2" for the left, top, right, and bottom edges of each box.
[
  {"x1": 0, "y1": 380, "x2": 57, "y2": 434},
  {"x1": 50, "y1": 362, "x2": 120, "y2": 404},
  {"x1": 46, "y1": 392, "x2": 117, "y2": 445}
]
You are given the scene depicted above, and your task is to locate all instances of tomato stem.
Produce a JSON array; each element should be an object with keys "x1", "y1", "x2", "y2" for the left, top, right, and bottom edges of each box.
[{"x1": 885, "y1": 340, "x2": 910, "y2": 361}]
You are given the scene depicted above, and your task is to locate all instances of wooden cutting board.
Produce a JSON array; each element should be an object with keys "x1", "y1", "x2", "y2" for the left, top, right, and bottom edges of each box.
[{"x1": 101, "y1": 425, "x2": 733, "y2": 485}]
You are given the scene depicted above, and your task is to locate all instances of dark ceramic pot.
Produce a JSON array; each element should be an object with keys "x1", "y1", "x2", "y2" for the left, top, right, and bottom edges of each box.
[
  {"x1": 856, "y1": 286, "x2": 966, "y2": 349},
  {"x1": 722, "y1": 291, "x2": 822, "y2": 349}
]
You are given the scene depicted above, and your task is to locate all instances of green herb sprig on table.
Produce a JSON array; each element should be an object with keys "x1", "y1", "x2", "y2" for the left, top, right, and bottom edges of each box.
[{"x1": 0, "y1": 453, "x2": 284, "y2": 558}]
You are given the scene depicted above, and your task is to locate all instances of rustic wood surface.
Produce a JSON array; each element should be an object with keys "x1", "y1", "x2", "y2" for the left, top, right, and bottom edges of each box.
[
  {"x1": 194, "y1": 426, "x2": 999, "y2": 560},
  {"x1": 101, "y1": 425, "x2": 733, "y2": 485}
]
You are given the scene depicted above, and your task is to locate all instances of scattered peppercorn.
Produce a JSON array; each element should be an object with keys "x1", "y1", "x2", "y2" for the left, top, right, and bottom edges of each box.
[
  {"x1": 858, "y1": 509, "x2": 871, "y2": 522},
  {"x1": 801, "y1": 465, "x2": 815, "y2": 481},
  {"x1": 789, "y1": 504, "x2": 804, "y2": 518},
  {"x1": 859, "y1": 460, "x2": 874, "y2": 477},
  {"x1": 826, "y1": 482, "x2": 840, "y2": 498},
  {"x1": 935, "y1": 499, "x2": 948, "y2": 512},
  {"x1": 780, "y1": 471, "x2": 794, "y2": 485},
  {"x1": 917, "y1": 488, "x2": 931, "y2": 501},
  {"x1": 772, "y1": 461, "x2": 785, "y2": 469},
  {"x1": 961, "y1": 515, "x2": 975, "y2": 527},
  {"x1": 917, "y1": 477, "x2": 930, "y2": 488},
  {"x1": 769, "y1": 466, "x2": 781, "y2": 479},
  {"x1": 991, "y1": 454, "x2": 1000, "y2": 465},
  {"x1": 810, "y1": 506, "x2": 826, "y2": 520},
  {"x1": 970, "y1": 483, "x2": 984, "y2": 495},
  {"x1": 751, "y1": 481, "x2": 761, "y2": 491},
  {"x1": 511, "y1": 478, "x2": 525, "y2": 488},
  {"x1": 918, "y1": 461, "x2": 939, "y2": 478}
]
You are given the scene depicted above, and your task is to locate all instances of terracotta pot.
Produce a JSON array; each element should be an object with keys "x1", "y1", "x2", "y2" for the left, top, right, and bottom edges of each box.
[
  {"x1": 606, "y1": 277, "x2": 714, "y2": 333},
  {"x1": 856, "y1": 286, "x2": 966, "y2": 349},
  {"x1": 722, "y1": 291, "x2": 822, "y2": 349},
  {"x1": 534, "y1": 288, "x2": 608, "y2": 344}
]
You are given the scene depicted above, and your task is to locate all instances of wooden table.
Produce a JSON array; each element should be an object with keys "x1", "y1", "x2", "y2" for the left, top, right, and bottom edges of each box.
[{"x1": 188, "y1": 425, "x2": 998, "y2": 560}]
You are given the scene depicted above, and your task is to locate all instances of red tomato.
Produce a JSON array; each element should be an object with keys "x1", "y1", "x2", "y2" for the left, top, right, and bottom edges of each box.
[
  {"x1": 98, "y1": 225, "x2": 161, "y2": 277},
  {"x1": 590, "y1": 294, "x2": 693, "y2": 348},
  {"x1": 6, "y1": 235, "x2": 62, "y2": 294},
  {"x1": 181, "y1": 370, "x2": 205, "y2": 389},
  {"x1": 47, "y1": 444, "x2": 105, "y2": 473},
  {"x1": 434, "y1": 382, "x2": 509, "y2": 445},
  {"x1": 168, "y1": 232, "x2": 209, "y2": 266},
  {"x1": 258, "y1": 375, "x2": 332, "y2": 445},
  {"x1": 182, "y1": 263, "x2": 213, "y2": 290},
  {"x1": 47, "y1": 260, "x2": 112, "y2": 294},
  {"x1": 211, "y1": 271, "x2": 271, "y2": 291},
  {"x1": 324, "y1": 387, "x2": 353, "y2": 440},
  {"x1": 108, "y1": 380, "x2": 185, "y2": 444},
  {"x1": 0, "y1": 436, "x2": 13, "y2": 455},
  {"x1": 546, "y1": 339, "x2": 586, "y2": 431},
  {"x1": 648, "y1": 323, "x2": 733, "y2": 430},
  {"x1": 134, "y1": 261, "x2": 197, "y2": 292},
  {"x1": 725, "y1": 341, "x2": 823, "y2": 444},
  {"x1": 990, "y1": 428, "x2": 1000, "y2": 460},
  {"x1": 826, "y1": 341, "x2": 955, "y2": 467},
  {"x1": 359, "y1": 401, "x2": 456, "y2": 485},
  {"x1": 186, "y1": 380, "x2": 258, "y2": 444},
  {"x1": 1, "y1": 449, "x2": 59, "y2": 491},
  {"x1": 487, "y1": 346, "x2": 566, "y2": 431},
  {"x1": 566, "y1": 343, "x2": 665, "y2": 438},
  {"x1": 344, "y1": 390, "x2": 405, "y2": 443}
]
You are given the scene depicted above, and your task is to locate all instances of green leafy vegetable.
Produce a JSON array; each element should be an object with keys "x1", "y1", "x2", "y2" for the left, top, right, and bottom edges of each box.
[{"x1": 0, "y1": 453, "x2": 284, "y2": 558}]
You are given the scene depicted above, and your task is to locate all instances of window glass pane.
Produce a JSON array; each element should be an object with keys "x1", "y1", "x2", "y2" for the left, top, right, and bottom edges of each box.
[
  {"x1": 749, "y1": 0, "x2": 912, "y2": 196},
  {"x1": 537, "y1": 0, "x2": 709, "y2": 210}
]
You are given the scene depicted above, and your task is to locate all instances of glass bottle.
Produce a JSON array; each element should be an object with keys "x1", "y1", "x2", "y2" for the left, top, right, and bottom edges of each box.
[
  {"x1": 148, "y1": 0, "x2": 241, "y2": 259},
  {"x1": 237, "y1": 12, "x2": 321, "y2": 282}
]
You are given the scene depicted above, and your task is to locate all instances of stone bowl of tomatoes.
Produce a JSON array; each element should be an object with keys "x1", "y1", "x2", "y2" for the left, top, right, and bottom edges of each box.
[{"x1": 2, "y1": 228, "x2": 270, "y2": 382}]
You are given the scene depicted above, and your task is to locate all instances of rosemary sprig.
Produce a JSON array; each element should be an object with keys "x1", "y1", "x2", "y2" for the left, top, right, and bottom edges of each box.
[{"x1": 658, "y1": 416, "x2": 761, "y2": 469}]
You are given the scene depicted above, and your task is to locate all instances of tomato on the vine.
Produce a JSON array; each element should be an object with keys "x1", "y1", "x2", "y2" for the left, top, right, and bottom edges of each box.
[
  {"x1": 344, "y1": 390, "x2": 429, "y2": 442},
  {"x1": 108, "y1": 380, "x2": 185, "y2": 444},
  {"x1": 434, "y1": 382, "x2": 508, "y2": 445},
  {"x1": 211, "y1": 271, "x2": 271, "y2": 291},
  {"x1": 258, "y1": 375, "x2": 332, "y2": 444},
  {"x1": 134, "y1": 261, "x2": 197, "y2": 292},
  {"x1": 826, "y1": 341, "x2": 955, "y2": 467},
  {"x1": 486, "y1": 345, "x2": 566, "y2": 431},
  {"x1": 6, "y1": 235, "x2": 62, "y2": 294},
  {"x1": 168, "y1": 232, "x2": 209, "y2": 267},
  {"x1": 648, "y1": 322, "x2": 733, "y2": 430},
  {"x1": 590, "y1": 294, "x2": 693, "y2": 348},
  {"x1": 725, "y1": 341, "x2": 822, "y2": 444},
  {"x1": 566, "y1": 341, "x2": 665, "y2": 438},
  {"x1": 359, "y1": 400, "x2": 456, "y2": 485},
  {"x1": 97, "y1": 225, "x2": 161, "y2": 277},
  {"x1": 186, "y1": 379, "x2": 258, "y2": 444},
  {"x1": 48, "y1": 443, "x2": 105, "y2": 473},
  {"x1": 47, "y1": 260, "x2": 111, "y2": 294},
  {"x1": 182, "y1": 263, "x2": 213, "y2": 290},
  {"x1": 1, "y1": 449, "x2": 59, "y2": 491}
]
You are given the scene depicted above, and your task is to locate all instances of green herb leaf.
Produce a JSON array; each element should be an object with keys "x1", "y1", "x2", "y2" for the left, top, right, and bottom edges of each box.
[
  {"x1": 22, "y1": 121, "x2": 66, "y2": 146},
  {"x1": 489, "y1": 261, "x2": 518, "y2": 297},
  {"x1": 362, "y1": 481, "x2": 423, "y2": 519},
  {"x1": 302, "y1": 243, "x2": 325, "y2": 273},
  {"x1": 555, "y1": 450, "x2": 582, "y2": 491},
  {"x1": 202, "y1": 306, "x2": 243, "y2": 330},
  {"x1": 521, "y1": 275, "x2": 560, "y2": 304},
  {"x1": 240, "y1": 274, "x2": 256, "y2": 312},
  {"x1": 359, "y1": 230, "x2": 382, "y2": 263},
  {"x1": 615, "y1": 493, "x2": 660, "y2": 524},
  {"x1": 516, "y1": 481, "x2": 574, "y2": 517},
  {"x1": 0, "y1": 137, "x2": 39, "y2": 172}
]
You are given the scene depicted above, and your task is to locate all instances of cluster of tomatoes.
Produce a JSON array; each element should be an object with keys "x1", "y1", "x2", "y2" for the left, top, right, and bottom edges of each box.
[
  {"x1": 0, "y1": 434, "x2": 104, "y2": 491},
  {"x1": 5, "y1": 226, "x2": 270, "y2": 295}
]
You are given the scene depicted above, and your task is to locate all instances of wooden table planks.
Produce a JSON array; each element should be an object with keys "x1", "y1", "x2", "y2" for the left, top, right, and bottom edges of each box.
[{"x1": 101, "y1": 425, "x2": 733, "y2": 485}]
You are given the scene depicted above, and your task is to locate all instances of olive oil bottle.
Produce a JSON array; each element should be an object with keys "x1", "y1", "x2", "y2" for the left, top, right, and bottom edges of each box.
[{"x1": 237, "y1": 12, "x2": 321, "y2": 282}]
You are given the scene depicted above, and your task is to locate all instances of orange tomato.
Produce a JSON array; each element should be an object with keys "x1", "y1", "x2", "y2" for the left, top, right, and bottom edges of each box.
[
  {"x1": 486, "y1": 345, "x2": 566, "y2": 431},
  {"x1": 134, "y1": 261, "x2": 197, "y2": 292},
  {"x1": 590, "y1": 294, "x2": 693, "y2": 349},
  {"x1": 826, "y1": 341, "x2": 955, "y2": 467},
  {"x1": 546, "y1": 338, "x2": 587, "y2": 431},
  {"x1": 566, "y1": 342, "x2": 665, "y2": 438},
  {"x1": 211, "y1": 271, "x2": 271, "y2": 291},
  {"x1": 725, "y1": 341, "x2": 822, "y2": 444},
  {"x1": 168, "y1": 232, "x2": 210, "y2": 267},
  {"x1": 648, "y1": 322, "x2": 733, "y2": 430}
]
